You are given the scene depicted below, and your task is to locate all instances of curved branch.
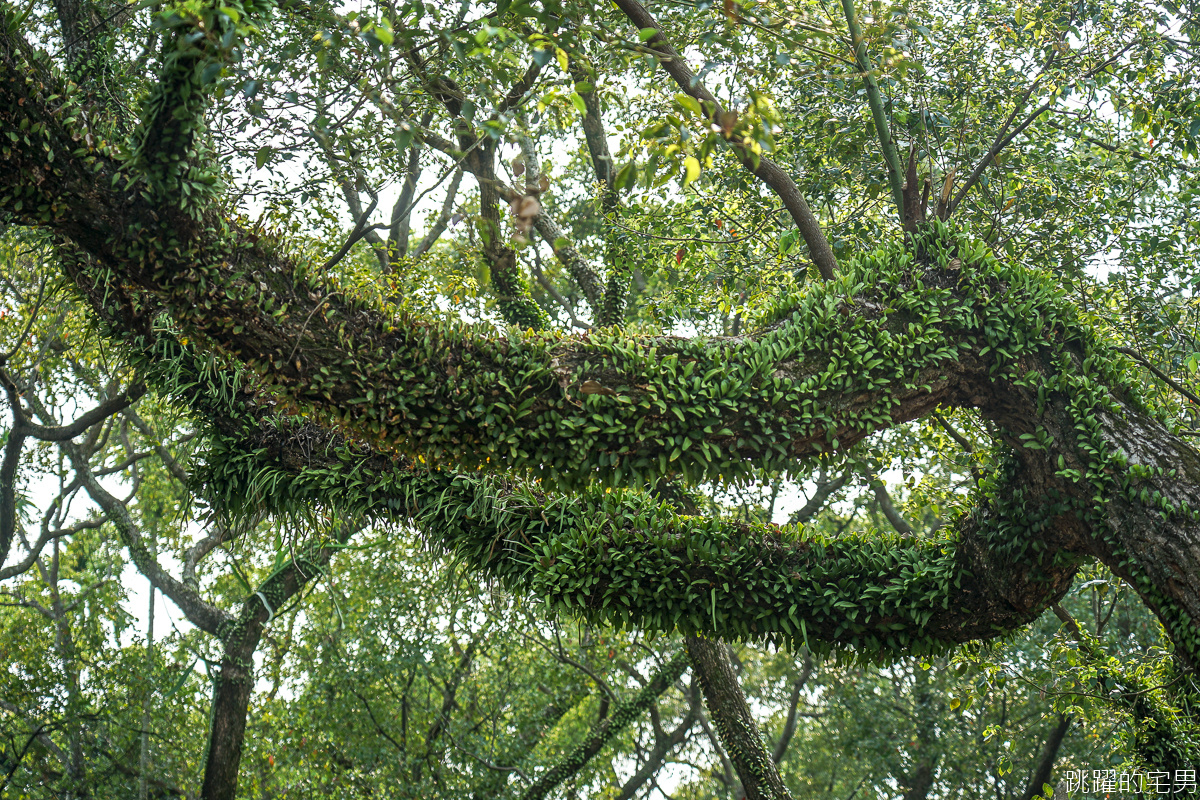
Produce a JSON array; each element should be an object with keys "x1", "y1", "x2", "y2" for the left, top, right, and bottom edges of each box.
[
  {"x1": 609, "y1": 0, "x2": 837, "y2": 280},
  {"x1": 15, "y1": 383, "x2": 146, "y2": 442},
  {"x1": 56, "y1": 435, "x2": 230, "y2": 635},
  {"x1": 0, "y1": 24, "x2": 975, "y2": 486}
]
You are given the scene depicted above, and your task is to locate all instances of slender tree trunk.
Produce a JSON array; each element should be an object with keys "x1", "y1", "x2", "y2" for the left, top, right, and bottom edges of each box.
[
  {"x1": 900, "y1": 667, "x2": 940, "y2": 800},
  {"x1": 685, "y1": 637, "x2": 793, "y2": 800},
  {"x1": 200, "y1": 630, "x2": 262, "y2": 800},
  {"x1": 197, "y1": 528, "x2": 360, "y2": 798},
  {"x1": 1019, "y1": 715, "x2": 1071, "y2": 800},
  {"x1": 138, "y1": 562, "x2": 155, "y2": 800}
]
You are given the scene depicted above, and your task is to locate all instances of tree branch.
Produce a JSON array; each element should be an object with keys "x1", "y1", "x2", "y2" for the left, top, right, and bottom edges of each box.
[
  {"x1": 55, "y1": 432, "x2": 229, "y2": 635},
  {"x1": 610, "y1": 0, "x2": 838, "y2": 280},
  {"x1": 772, "y1": 653, "x2": 814, "y2": 764},
  {"x1": 839, "y1": 0, "x2": 905, "y2": 222},
  {"x1": 614, "y1": 682, "x2": 699, "y2": 800},
  {"x1": 519, "y1": 649, "x2": 689, "y2": 800},
  {"x1": 412, "y1": 168, "x2": 464, "y2": 258}
]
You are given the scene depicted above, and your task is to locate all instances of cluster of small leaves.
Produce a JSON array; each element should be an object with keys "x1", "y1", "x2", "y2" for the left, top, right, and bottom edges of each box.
[
  {"x1": 132, "y1": 223, "x2": 1175, "y2": 667},
  {"x1": 126, "y1": 0, "x2": 276, "y2": 207}
]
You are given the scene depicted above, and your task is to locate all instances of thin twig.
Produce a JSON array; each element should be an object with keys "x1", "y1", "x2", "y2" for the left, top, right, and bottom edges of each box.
[{"x1": 1115, "y1": 347, "x2": 1200, "y2": 407}]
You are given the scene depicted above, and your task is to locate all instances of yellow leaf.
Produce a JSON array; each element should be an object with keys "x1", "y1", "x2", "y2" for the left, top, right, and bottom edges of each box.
[
  {"x1": 556, "y1": 47, "x2": 569, "y2": 71},
  {"x1": 683, "y1": 156, "x2": 700, "y2": 187}
]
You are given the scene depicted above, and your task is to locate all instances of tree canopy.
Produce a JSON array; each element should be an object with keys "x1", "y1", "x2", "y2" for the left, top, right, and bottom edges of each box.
[{"x1": 2, "y1": 0, "x2": 1200, "y2": 795}]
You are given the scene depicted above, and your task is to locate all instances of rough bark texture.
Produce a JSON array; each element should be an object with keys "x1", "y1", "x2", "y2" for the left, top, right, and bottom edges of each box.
[
  {"x1": 201, "y1": 635, "x2": 259, "y2": 800},
  {"x1": 686, "y1": 637, "x2": 793, "y2": 800}
]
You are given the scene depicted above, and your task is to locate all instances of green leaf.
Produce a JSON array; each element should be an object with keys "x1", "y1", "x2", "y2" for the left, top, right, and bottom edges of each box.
[
  {"x1": 778, "y1": 229, "x2": 799, "y2": 254},
  {"x1": 614, "y1": 161, "x2": 637, "y2": 191},
  {"x1": 675, "y1": 93, "x2": 703, "y2": 117},
  {"x1": 371, "y1": 24, "x2": 393, "y2": 45}
]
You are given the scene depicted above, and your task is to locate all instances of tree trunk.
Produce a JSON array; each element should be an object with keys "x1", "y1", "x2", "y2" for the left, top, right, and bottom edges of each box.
[
  {"x1": 900, "y1": 667, "x2": 939, "y2": 800},
  {"x1": 1019, "y1": 715, "x2": 1070, "y2": 800},
  {"x1": 685, "y1": 637, "x2": 792, "y2": 800},
  {"x1": 197, "y1": 531, "x2": 358, "y2": 798},
  {"x1": 200, "y1": 629, "x2": 261, "y2": 800}
]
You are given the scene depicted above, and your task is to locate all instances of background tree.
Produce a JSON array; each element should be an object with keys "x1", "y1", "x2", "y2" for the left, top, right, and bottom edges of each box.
[{"x1": 2, "y1": 0, "x2": 1200, "y2": 796}]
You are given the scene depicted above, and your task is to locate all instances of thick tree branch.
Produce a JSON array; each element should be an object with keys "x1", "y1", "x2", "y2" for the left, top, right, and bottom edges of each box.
[{"x1": 7, "y1": 15, "x2": 1200, "y2": 671}]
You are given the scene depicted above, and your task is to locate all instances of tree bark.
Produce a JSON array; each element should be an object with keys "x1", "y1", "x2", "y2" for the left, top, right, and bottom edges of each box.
[
  {"x1": 200, "y1": 632, "x2": 260, "y2": 800},
  {"x1": 686, "y1": 637, "x2": 792, "y2": 800},
  {"x1": 1018, "y1": 715, "x2": 1070, "y2": 800}
]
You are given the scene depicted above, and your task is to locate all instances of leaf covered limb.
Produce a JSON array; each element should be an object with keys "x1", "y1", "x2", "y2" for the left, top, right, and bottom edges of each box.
[
  {"x1": 0, "y1": 68, "x2": 986, "y2": 488},
  {"x1": 179, "y1": 363, "x2": 1076, "y2": 661},
  {"x1": 0, "y1": 29, "x2": 1016, "y2": 486}
]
